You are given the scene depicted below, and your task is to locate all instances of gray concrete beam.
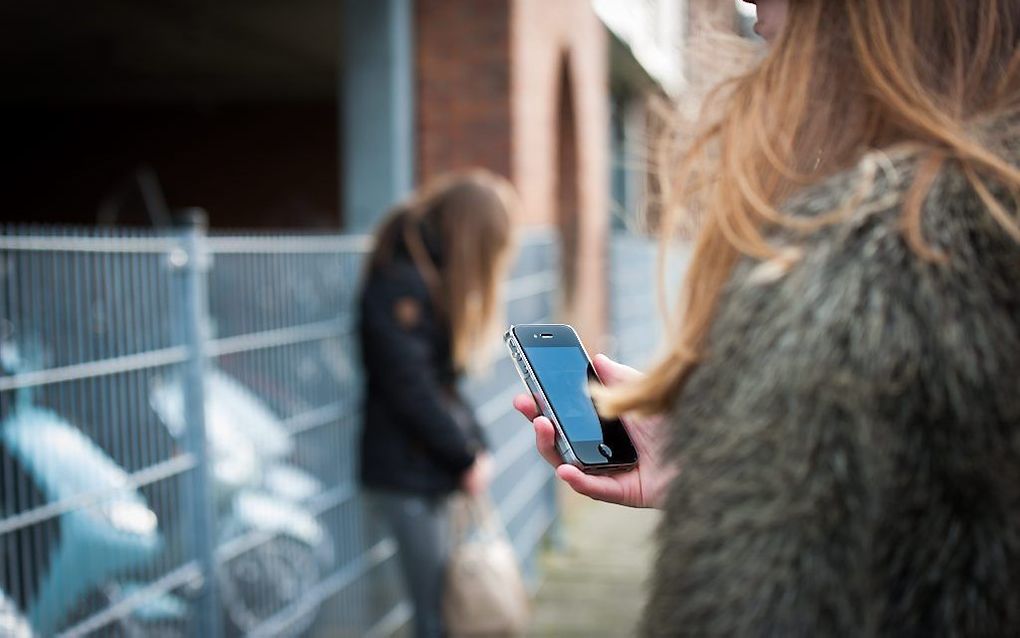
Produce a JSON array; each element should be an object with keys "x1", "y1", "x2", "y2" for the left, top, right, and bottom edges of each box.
[{"x1": 340, "y1": 0, "x2": 415, "y2": 233}]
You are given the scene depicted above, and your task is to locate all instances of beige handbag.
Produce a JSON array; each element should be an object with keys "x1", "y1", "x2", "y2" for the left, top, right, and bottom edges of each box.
[{"x1": 444, "y1": 496, "x2": 531, "y2": 637}]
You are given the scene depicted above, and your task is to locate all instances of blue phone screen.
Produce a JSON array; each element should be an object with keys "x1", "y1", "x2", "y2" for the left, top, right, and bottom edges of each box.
[{"x1": 523, "y1": 346, "x2": 603, "y2": 443}]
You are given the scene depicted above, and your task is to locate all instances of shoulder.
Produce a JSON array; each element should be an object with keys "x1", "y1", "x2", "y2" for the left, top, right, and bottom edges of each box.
[
  {"x1": 362, "y1": 258, "x2": 430, "y2": 303},
  {"x1": 715, "y1": 148, "x2": 1001, "y2": 338},
  {"x1": 359, "y1": 258, "x2": 437, "y2": 335},
  {"x1": 686, "y1": 150, "x2": 1010, "y2": 412},
  {"x1": 708, "y1": 153, "x2": 922, "y2": 359}
]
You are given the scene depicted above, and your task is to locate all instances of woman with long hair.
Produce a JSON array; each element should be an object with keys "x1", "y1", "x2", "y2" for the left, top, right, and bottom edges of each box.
[
  {"x1": 518, "y1": 0, "x2": 1020, "y2": 633},
  {"x1": 360, "y1": 169, "x2": 515, "y2": 638}
]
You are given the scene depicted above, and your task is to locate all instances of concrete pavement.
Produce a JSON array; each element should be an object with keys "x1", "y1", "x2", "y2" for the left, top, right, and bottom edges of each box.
[{"x1": 528, "y1": 489, "x2": 661, "y2": 637}]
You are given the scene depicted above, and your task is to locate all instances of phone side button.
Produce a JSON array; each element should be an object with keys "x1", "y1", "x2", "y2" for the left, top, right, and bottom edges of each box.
[
  {"x1": 555, "y1": 436, "x2": 569, "y2": 458},
  {"x1": 558, "y1": 439, "x2": 581, "y2": 467},
  {"x1": 515, "y1": 361, "x2": 530, "y2": 378}
]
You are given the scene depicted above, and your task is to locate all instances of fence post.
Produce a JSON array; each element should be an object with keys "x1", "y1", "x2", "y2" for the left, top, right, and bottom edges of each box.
[{"x1": 175, "y1": 208, "x2": 222, "y2": 638}]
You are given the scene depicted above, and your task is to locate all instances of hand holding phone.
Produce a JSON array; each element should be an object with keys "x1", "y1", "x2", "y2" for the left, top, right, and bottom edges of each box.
[
  {"x1": 506, "y1": 324, "x2": 638, "y2": 473},
  {"x1": 510, "y1": 343, "x2": 675, "y2": 508}
]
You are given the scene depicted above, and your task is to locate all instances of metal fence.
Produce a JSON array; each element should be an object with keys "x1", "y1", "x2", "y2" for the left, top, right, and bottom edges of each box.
[
  {"x1": 608, "y1": 233, "x2": 691, "y2": 369},
  {"x1": 0, "y1": 221, "x2": 560, "y2": 637}
]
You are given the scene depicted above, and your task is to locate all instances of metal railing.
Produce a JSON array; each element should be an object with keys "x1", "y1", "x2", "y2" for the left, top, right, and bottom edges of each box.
[
  {"x1": 608, "y1": 233, "x2": 691, "y2": 369},
  {"x1": 0, "y1": 220, "x2": 560, "y2": 637}
]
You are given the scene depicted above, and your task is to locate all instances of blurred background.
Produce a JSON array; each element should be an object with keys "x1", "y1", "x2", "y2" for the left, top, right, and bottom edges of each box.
[{"x1": 0, "y1": 1, "x2": 756, "y2": 636}]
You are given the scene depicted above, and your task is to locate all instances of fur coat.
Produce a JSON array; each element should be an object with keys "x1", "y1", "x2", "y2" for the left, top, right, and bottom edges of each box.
[{"x1": 643, "y1": 150, "x2": 1020, "y2": 636}]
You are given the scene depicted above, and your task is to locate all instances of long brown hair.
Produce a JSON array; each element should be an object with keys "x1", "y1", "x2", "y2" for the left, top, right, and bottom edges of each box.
[
  {"x1": 603, "y1": 0, "x2": 1020, "y2": 416},
  {"x1": 369, "y1": 169, "x2": 516, "y2": 369}
]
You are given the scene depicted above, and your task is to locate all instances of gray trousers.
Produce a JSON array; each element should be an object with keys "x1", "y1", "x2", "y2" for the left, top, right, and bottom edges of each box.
[{"x1": 368, "y1": 491, "x2": 451, "y2": 638}]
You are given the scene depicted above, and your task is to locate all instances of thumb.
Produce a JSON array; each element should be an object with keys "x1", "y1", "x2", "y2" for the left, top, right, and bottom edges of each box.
[{"x1": 592, "y1": 353, "x2": 643, "y2": 387}]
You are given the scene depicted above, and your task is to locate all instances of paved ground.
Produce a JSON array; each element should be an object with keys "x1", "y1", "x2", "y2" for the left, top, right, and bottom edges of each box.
[{"x1": 528, "y1": 489, "x2": 661, "y2": 637}]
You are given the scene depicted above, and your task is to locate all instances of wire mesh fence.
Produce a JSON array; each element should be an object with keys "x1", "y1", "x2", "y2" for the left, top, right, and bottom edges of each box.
[
  {"x1": 608, "y1": 233, "x2": 691, "y2": 369},
  {"x1": 0, "y1": 221, "x2": 560, "y2": 637}
]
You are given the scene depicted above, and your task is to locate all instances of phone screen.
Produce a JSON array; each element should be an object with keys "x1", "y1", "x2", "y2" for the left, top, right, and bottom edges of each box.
[
  {"x1": 519, "y1": 338, "x2": 638, "y2": 466},
  {"x1": 523, "y1": 346, "x2": 604, "y2": 442}
]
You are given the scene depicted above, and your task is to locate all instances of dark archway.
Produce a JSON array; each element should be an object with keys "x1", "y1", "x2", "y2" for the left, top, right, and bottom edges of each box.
[{"x1": 554, "y1": 54, "x2": 581, "y2": 313}]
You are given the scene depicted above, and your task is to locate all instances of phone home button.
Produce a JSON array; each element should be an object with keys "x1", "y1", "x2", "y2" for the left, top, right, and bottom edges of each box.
[{"x1": 597, "y1": 443, "x2": 613, "y2": 459}]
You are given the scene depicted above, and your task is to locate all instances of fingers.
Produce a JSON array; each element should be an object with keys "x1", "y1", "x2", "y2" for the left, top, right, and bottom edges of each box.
[
  {"x1": 513, "y1": 393, "x2": 540, "y2": 420},
  {"x1": 592, "y1": 353, "x2": 643, "y2": 387},
  {"x1": 515, "y1": 393, "x2": 560, "y2": 468},
  {"x1": 532, "y1": 416, "x2": 564, "y2": 468},
  {"x1": 555, "y1": 465, "x2": 627, "y2": 505}
]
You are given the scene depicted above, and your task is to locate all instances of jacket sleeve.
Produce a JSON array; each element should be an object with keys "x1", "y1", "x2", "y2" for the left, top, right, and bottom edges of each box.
[
  {"x1": 472, "y1": 418, "x2": 490, "y2": 451},
  {"x1": 458, "y1": 393, "x2": 490, "y2": 451},
  {"x1": 360, "y1": 266, "x2": 478, "y2": 474},
  {"x1": 642, "y1": 211, "x2": 917, "y2": 636}
]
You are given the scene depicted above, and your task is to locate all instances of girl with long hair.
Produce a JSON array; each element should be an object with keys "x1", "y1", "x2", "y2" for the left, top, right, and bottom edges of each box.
[
  {"x1": 360, "y1": 169, "x2": 515, "y2": 638},
  {"x1": 518, "y1": 0, "x2": 1020, "y2": 633}
]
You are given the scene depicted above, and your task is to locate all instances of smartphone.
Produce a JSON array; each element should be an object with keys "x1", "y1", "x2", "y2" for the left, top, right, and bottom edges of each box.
[{"x1": 505, "y1": 324, "x2": 638, "y2": 473}]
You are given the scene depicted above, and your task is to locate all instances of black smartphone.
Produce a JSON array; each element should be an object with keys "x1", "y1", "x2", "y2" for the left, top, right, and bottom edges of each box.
[{"x1": 505, "y1": 323, "x2": 638, "y2": 473}]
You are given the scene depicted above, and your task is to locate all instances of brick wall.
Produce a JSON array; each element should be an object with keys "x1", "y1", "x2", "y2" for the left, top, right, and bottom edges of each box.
[
  {"x1": 511, "y1": 0, "x2": 610, "y2": 347},
  {"x1": 415, "y1": 0, "x2": 513, "y2": 180},
  {"x1": 415, "y1": 0, "x2": 611, "y2": 347}
]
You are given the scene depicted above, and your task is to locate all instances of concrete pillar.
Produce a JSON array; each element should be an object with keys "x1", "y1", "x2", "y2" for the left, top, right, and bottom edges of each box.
[{"x1": 340, "y1": 0, "x2": 415, "y2": 233}]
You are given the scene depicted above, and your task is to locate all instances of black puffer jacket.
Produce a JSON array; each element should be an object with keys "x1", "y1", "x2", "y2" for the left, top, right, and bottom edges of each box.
[
  {"x1": 358, "y1": 247, "x2": 486, "y2": 496},
  {"x1": 643, "y1": 149, "x2": 1020, "y2": 636}
]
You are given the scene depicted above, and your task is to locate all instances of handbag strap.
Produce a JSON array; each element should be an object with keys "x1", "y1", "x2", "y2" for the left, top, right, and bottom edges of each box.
[
  {"x1": 449, "y1": 495, "x2": 473, "y2": 545},
  {"x1": 449, "y1": 494, "x2": 505, "y2": 544}
]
